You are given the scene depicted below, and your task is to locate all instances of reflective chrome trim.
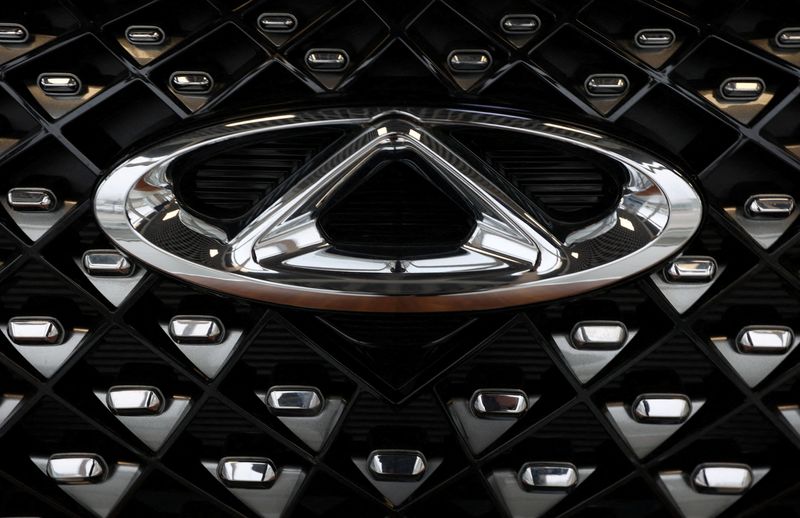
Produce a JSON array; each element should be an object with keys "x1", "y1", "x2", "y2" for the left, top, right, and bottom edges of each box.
[
  {"x1": 735, "y1": 326, "x2": 793, "y2": 354},
  {"x1": 258, "y1": 13, "x2": 297, "y2": 33},
  {"x1": 664, "y1": 256, "x2": 717, "y2": 283},
  {"x1": 106, "y1": 386, "x2": 164, "y2": 416},
  {"x1": 8, "y1": 317, "x2": 64, "y2": 345},
  {"x1": 7, "y1": 187, "x2": 56, "y2": 212},
  {"x1": 635, "y1": 28, "x2": 675, "y2": 48},
  {"x1": 94, "y1": 108, "x2": 703, "y2": 312},
  {"x1": 305, "y1": 49, "x2": 348, "y2": 71},
  {"x1": 519, "y1": 462, "x2": 578, "y2": 490},
  {"x1": 632, "y1": 394, "x2": 691, "y2": 424},
  {"x1": 691, "y1": 464, "x2": 752, "y2": 495},
  {"x1": 47, "y1": 454, "x2": 107, "y2": 484},
  {"x1": 368, "y1": 450, "x2": 426, "y2": 481},
  {"x1": 169, "y1": 71, "x2": 213, "y2": 94},
  {"x1": 775, "y1": 28, "x2": 800, "y2": 49},
  {"x1": 570, "y1": 321, "x2": 628, "y2": 350},
  {"x1": 218, "y1": 457, "x2": 277, "y2": 487},
  {"x1": 0, "y1": 23, "x2": 29, "y2": 43},
  {"x1": 471, "y1": 389, "x2": 528, "y2": 418},
  {"x1": 719, "y1": 77, "x2": 764, "y2": 101},
  {"x1": 501, "y1": 14, "x2": 540, "y2": 34},
  {"x1": 745, "y1": 194, "x2": 795, "y2": 219},
  {"x1": 168, "y1": 316, "x2": 224, "y2": 345},
  {"x1": 265, "y1": 386, "x2": 324, "y2": 416},
  {"x1": 83, "y1": 250, "x2": 133, "y2": 277},
  {"x1": 584, "y1": 74, "x2": 628, "y2": 97},
  {"x1": 447, "y1": 50, "x2": 492, "y2": 71},
  {"x1": 125, "y1": 25, "x2": 166, "y2": 46},
  {"x1": 38, "y1": 73, "x2": 82, "y2": 96}
]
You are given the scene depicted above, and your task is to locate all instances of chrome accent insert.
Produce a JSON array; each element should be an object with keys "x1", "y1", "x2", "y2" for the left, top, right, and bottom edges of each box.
[
  {"x1": 736, "y1": 326, "x2": 793, "y2": 354},
  {"x1": 489, "y1": 466, "x2": 595, "y2": 517},
  {"x1": 8, "y1": 187, "x2": 56, "y2": 212},
  {"x1": 584, "y1": 74, "x2": 629, "y2": 96},
  {"x1": 168, "y1": 316, "x2": 224, "y2": 345},
  {"x1": 0, "y1": 23, "x2": 29, "y2": 43},
  {"x1": 692, "y1": 464, "x2": 752, "y2": 494},
  {"x1": 106, "y1": 386, "x2": 164, "y2": 415},
  {"x1": 635, "y1": 28, "x2": 676, "y2": 48},
  {"x1": 368, "y1": 450, "x2": 426, "y2": 481},
  {"x1": 719, "y1": 77, "x2": 764, "y2": 101},
  {"x1": 258, "y1": 13, "x2": 297, "y2": 33},
  {"x1": 83, "y1": 250, "x2": 133, "y2": 277},
  {"x1": 449, "y1": 394, "x2": 540, "y2": 454},
  {"x1": 664, "y1": 256, "x2": 717, "y2": 283},
  {"x1": 500, "y1": 14, "x2": 540, "y2": 34},
  {"x1": 169, "y1": 71, "x2": 213, "y2": 94},
  {"x1": 257, "y1": 390, "x2": 344, "y2": 451},
  {"x1": 606, "y1": 398, "x2": 705, "y2": 458},
  {"x1": 160, "y1": 321, "x2": 242, "y2": 379},
  {"x1": 745, "y1": 194, "x2": 796, "y2": 219},
  {"x1": 46, "y1": 454, "x2": 106, "y2": 484},
  {"x1": 471, "y1": 389, "x2": 528, "y2": 418},
  {"x1": 94, "y1": 108, "x2": 703, "y2": 313},
  {"x1": 218, "y1": 457, "x2": 277, "y2": 487},
  {"x1": 305, "y1": 49, "x2": 348, "y2": 70},
  {"x1": 570, "y1": 321, "x2": 628, "y2": 350},
  {"x1": 125, "y1": 25, "x2": 165, "y2": 46},
  {"x1": 658, "y1": 466, "x2": 768, "y2": 518},
  {"x1": 632, "y1": 394, "x2": 691, "y2": 424},
  {"x1": 554, "y1": 328, "x2": 638, "y2": 384},
  {"x1": 448, "y1": 50, "x2": 492, "y2": 71},
  {"x1": 265, "y1": 386, "x2": 323, "y2": 416},
  {"x1": 776, "y1": 28, "x2": 800, "y2": 49},
  {"x1": 519, "y1": 462, "x2": 578, "y2": 490},
  {"x1": 8, "y1": 317, "x2": 64, "y2": 345},
  {"x1": 38, "y1": 73, "x2": 82, "y2": 96}
]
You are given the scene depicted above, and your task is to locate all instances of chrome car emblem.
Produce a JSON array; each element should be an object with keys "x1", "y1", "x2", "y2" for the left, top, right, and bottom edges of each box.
[{"x1": 95, "y1": 108, "x2": 702, "y2": 312}]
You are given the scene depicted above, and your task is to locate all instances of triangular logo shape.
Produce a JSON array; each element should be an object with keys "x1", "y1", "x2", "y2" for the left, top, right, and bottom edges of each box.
[
  {"x1": 658, "y1": 468, "x2": 768, "y2": 518},
  {"x1": 448, "y1": 395, "x2": 539, "y2": 455},
  {"x1": 256, "y1": 392, "x2": 344, "y2": 452},
  {"x1": 605, "y1": 400, "x2": 705, "y2": 458},
  {"x1": 487, "y1": 467, "x2": 595, "y2": 518},
  {"x1": 31, "y1": 456, "x2": 141, "y2": 518},
  {"x1": 712, "y1": 336, "x2": 799, "y2": 387},
  {"x1": 159, "y1": 323, "x2": 242, "y2": 379},
  {"x1": 552, "y1": 330, "x2": 638, "y2": 384},
  {"x1": 353, "y1": 457, "x2": 442, "y2": 507},
  {"x1": 202, "y1": 462, "x2": 305, "y2": 518},
  {"x1": 1, "y1": 326, "x2": 88, "y2": 378},
  {"x1": 94, "y1": 390, "x2": 192, "y2": 451}
]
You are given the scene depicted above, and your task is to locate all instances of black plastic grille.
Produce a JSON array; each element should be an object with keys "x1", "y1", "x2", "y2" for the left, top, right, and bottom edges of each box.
[{"x1": 1, "y1": 1, "x2": 800, "y2": 517}]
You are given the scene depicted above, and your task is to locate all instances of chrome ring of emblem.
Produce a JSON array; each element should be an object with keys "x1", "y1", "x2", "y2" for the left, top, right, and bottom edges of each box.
[{"x1": 94, "y1": 108, "x2": 702, "y2": 312}]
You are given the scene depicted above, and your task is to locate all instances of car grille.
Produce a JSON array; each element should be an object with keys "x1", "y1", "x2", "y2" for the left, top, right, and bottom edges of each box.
[{"x1": 1, "y1": 1, "x2": 800, "y2": 517}]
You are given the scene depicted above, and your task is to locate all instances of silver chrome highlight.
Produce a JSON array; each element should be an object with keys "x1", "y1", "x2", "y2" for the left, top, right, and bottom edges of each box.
[
  {"x1": 8, "y1": 187, "x2": 56, "y2": 211},
  {"x1": 38, "y1": 73, "x2": 82, "y2": 96},
  {"x1": 106, "y1": 386, "x2": 164, "y2": 416},
  {"x1": 471, "y1": 389, "x2": 528, "y2": 418},
  {"x1": 735, "y1": 326, "x2": 793, "y2": 354},
  {"x1": 94, "y1": 108, "x2": 703, "y2": 312},
  {"x1": 368, "y1": 450, "x2": 426, "y2": 481},
  {"x1": 265, "y1": 386, "x2": 324, "y2": 416},
  {"x1": 168, "y1": 316, "x2": 224, "y2": 345},
  {"x1": 258, "y1": 13, "x2": 297, "y2": 33},
  {"x1": 125, "y1": 25, "x2": 166, "y2": 46},
  {"x1": 584, "y1": 74, "x2": 629, "y2": 96},
  {"x1": 632, "y1": 394, "x2": 691, "y2": 424},
  {"x1": 635, "y1": 28, "x2": 676, "y2": 48},
  {"x1": 305, "y1": 49, "x2": 348, "y2": 70},
  {"x1": 570, "y1": 321, "x2": 628, "y2": 350},
  {"x1": 719, "y1": 77, "x2": 764, "y2": 101},
  {"x1": 83, "y1": 250, "x2": 133, "y2": 277},
  {"x1": 501, "y1": 14, "x2": 540, "y2": 34},
  {"x1": 448, "y1": 50, "x2": 492, "y2": 71},
  {"x1": 691, "y1": 464, "x2": 752, "y2": 494},
  {"x1": 776, "y1": 28, "x2": 800, "y2": 49},
  {"x1": 745, "y1": 194, "x2": 795, "y2": 219},
  {"x1": 8, "y1": 317, "x2": 64, "y2": 345},
  {"x1": 47, "y1": 454, "x2": 107, "y2": 484},
  {"x1": 0, "y1": 23, "x2": 29, "y2": 43},
  {"x1": 218, "y1": 457, "x2": 277, "y2": 487},
  {"x1": 519, "y1": 463, "x2": 578, "y2": 490},
  {"x1": 169, "y1": 72, "x2": 213, "y2": 94},
  {"x1": 664, "y1": 256, "x2": 717, "y2": 283}
]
